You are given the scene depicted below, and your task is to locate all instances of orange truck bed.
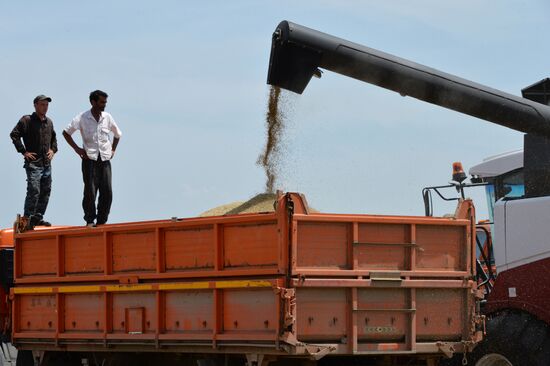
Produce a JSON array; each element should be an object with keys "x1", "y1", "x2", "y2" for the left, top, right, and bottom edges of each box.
[{"x1": 10, "y1": 193, "x2": 481, "y2": 360}]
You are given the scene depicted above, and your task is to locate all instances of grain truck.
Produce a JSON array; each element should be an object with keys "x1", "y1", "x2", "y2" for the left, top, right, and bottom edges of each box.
[{"x1": 1, "y1": 191, "x2": 481, "y2": 366}]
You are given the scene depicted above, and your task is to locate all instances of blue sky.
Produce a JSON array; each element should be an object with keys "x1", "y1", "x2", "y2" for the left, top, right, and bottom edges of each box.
[{"x1": 1, "y1": 1, "x2": 549, "y2": 226}]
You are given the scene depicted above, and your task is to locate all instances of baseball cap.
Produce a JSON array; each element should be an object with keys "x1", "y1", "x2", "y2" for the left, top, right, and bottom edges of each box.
[{"x1": 33, "y1": 95, "x2": 52, "y2": 103}]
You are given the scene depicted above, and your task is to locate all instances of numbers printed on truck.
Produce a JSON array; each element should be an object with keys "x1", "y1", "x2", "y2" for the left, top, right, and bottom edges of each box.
[{"x1": 364, "y1": 326, "x2": 396, "y2": 334}]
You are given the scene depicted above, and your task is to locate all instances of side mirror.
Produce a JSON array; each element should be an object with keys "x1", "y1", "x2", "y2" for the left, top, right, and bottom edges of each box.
[{"x1": 423, "y1": 189, "x2": 433, "y2": 216}]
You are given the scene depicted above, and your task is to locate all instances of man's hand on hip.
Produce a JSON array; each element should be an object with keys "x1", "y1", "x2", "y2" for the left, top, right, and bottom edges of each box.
[
  {"x1": 23, "y1": 152, "x2": 37, "y2": 161},
  {"x1": 74, "y1": 147, "x2": 88, "y2": 159},
  {"x1": 47, "y1": 149, "x2": 55, "y2": 160}
]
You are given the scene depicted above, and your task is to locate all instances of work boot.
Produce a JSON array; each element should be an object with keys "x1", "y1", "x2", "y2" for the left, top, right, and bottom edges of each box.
[
  {"x1": 86, "y1": 222, "x2": 96, "y2": 228},
  {"x1": 27, "y1": 215, "x2": 40, "y2": 231},
  {"x1": 37, "y1": 220, "x2": 52, "y2": 227}
]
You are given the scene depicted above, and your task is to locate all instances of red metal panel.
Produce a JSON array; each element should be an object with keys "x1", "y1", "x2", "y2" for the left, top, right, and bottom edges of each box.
[
  {"x1": 223, "y1": 222, "x2": 278, "y2": 268},
  {"x1": 64, "y1": 294, "x2": 103, "y2": 333},
  {"x1": 222, "y1": 289, "x2": 277, "y2": 334},
  {"x1": 296, "y1": 222, "x2": 349, "y2": 269},
  {"x1": 20, "y1": 237, "x2": 57, "y2": 276},
  {"x1": 112, "y1": 293, "x2": 157, "y2": 334},
  {"x1": 485, "y1": 257, "x2": 550, "y2": 326},
  {"x1": 0, "y1": 229, "x2": 14, "y2": 248},
  {"x1": 296, "y1": 288, "x2": 347, "y2": 341},
  {"x1": 17, "y1": 295, "x2": 56, "y2": 332},
  {"x1": 112, "y1": 231, "x2": 156, "y2": 273},
  {"x1": 164, "y1": 226, "x2": 214, "y2": 271},
  {"x1": 64, "y1": 235, "x2": 104, "y2": 274},
  {"x1": 356, "y1": 288, "x2": 409, "y2": 342},
  {"x1": 415, "y1": 225, "x2": 466, "y2": 271},
  {"x1": 356, "y1": 223, "x2": 409, "y2": 270},
  {"x1": 415, "y1": 288, "x2": 464, "y2": 341},
  {"x1": 15, "y1": 215, "x2": 285, "y2": 282},
  {"x1": 164, "y1": 291, "x2": 213, "y2": 333},
  {"x1": 293, "y1": 215, "x2": 470, "y2": 277}
]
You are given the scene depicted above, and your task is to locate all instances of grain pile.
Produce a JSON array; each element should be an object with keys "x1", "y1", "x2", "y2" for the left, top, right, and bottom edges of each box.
[
  {"x1": 199, "y1": 201, "x2": 244, "y2": 217},
  {"x1": 200, "y1": 193, "x2": 318, "y2": 217},
  {"x1": 257, "y1": 86, "x2": 285, "y2": 193},
  {"x1": 200, "y1": 193, "x2": 277, "y2": 217}
]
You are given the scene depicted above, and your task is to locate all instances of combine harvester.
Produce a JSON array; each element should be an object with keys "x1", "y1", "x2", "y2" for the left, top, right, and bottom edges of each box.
[
  {"x1": 0, "y1": 20, "x2": 548, "y2": 366},
  {"x1": 267, "y1": 21, "x2": 550, "y2": 366}
]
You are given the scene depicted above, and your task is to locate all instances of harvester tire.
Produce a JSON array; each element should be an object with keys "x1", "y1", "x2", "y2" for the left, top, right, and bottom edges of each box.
[
  {"x1": 469, "y1": 310, "x2": 550, "y2": 366},
  {"x1": 439, "y1": 310, "x2": 550, "y2": 366},
  {"x1": 14, "y1": 350, "x2": 33, "y2": 366}
]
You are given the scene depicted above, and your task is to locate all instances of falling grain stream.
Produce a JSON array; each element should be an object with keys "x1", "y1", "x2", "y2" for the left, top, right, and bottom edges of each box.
[{"x1": 257, "y1": 86, "x2": 284, "y2": 193}]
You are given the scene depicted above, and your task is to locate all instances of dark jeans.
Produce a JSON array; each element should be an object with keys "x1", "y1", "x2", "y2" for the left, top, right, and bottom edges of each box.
[
  {"x1": 24, "y1": 162, "x2": 52, "y2": 221},
  {"x1": 82, "y1": 157, "x2": 112, "y2": 224}
]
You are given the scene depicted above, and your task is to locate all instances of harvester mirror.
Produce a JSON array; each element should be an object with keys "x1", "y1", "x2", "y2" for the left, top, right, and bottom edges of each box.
[{"x1": 423, "y1": 189, "x2": 433, "y2": 217}]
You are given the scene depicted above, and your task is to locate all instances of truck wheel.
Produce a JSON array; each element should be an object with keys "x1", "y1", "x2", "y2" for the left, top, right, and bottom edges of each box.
[{"x1": 468, "y1": 310, "x2": 550, "y2": 366}]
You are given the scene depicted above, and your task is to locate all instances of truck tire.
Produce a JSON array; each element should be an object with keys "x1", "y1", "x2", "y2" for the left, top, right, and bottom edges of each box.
[{"x1": 468, "y1": 310, "x2": 550, "y2": 366}]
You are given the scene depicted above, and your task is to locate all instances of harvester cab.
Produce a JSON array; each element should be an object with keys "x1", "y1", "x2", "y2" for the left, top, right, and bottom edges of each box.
[{"x1": 469, "y1": 150, "x2": 524, "y2": 223}]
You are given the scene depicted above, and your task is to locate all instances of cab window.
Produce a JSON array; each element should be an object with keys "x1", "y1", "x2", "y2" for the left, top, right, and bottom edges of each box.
[{"x1": 485, "y1": 168, "x2": 524, "y2": 222}]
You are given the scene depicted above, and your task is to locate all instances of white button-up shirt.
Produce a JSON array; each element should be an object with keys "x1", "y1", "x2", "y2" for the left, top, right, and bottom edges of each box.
[{"x1": 65, "y1": 110, "x2": 122, "y2": 161}]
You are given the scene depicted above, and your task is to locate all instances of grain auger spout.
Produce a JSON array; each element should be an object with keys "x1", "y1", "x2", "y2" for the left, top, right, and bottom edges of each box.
[
  {"x1": 267, "y1": 20, "x2": 550, "y2": 197},
  {"x1": 267, "y1": 20, "x2": 550, "y2": 138}
]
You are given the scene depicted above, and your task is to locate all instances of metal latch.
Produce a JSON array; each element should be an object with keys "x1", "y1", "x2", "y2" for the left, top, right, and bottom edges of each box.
[{"x1": 370, "y1": 271, "x2": 402, "y2": 283}]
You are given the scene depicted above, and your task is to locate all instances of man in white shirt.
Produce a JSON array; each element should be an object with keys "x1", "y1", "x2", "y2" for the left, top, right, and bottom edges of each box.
[{"x1": 63, "y1": 90, "x2": 122, "y2": 227}]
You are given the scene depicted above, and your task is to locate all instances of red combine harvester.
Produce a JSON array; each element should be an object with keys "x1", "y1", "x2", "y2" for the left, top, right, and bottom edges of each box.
[{"x1": 267, "y1": 21, "x2": 550, "y2": 366}]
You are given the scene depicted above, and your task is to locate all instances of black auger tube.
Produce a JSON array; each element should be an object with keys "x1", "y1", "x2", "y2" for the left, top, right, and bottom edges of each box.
[{"x1": 267, "y1": 20, "x2": 550, "y2": 137}]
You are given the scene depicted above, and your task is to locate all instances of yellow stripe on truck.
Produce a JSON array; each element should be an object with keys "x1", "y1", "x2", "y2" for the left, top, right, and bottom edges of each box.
[
  {"x1": 58, "y1": 285, "x2": 101, "y2": 293},
  {"x1": 13, "y1": 279, "x2": 273, "y2": 295},
  {"x1": 158, "y1": 282, "x2": 210, "y2": 290},
  {"x1": 215, "y1": 280, "x2": 272, "y2": 289},
  {"x1": 12, "y1": 287, "x2": 54, "y2": 294},
  {"x1": 105, "y1": 284, "x2": 154, "y2": 292}
]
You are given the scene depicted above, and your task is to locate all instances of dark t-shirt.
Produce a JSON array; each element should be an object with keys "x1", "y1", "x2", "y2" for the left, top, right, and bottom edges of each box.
[{"x1": 10, "y1": 112, "x2": 58, "y2": 165}]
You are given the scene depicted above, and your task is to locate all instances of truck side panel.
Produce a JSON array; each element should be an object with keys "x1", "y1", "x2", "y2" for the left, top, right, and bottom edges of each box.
[
  {"x1": 11, "y1": 195, "x2": 478, "y2": 359},
  {"x1": 293, "y1": 214, "x2": 470, "y2": 277},
  {"x1": 14, "y1": 214, "x2": 286, "y2": 283}
]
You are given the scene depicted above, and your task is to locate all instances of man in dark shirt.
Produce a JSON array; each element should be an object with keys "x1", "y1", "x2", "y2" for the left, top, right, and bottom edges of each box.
[{"x1": 10, "y1": 95, "x2": 58, "y2": 230}]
